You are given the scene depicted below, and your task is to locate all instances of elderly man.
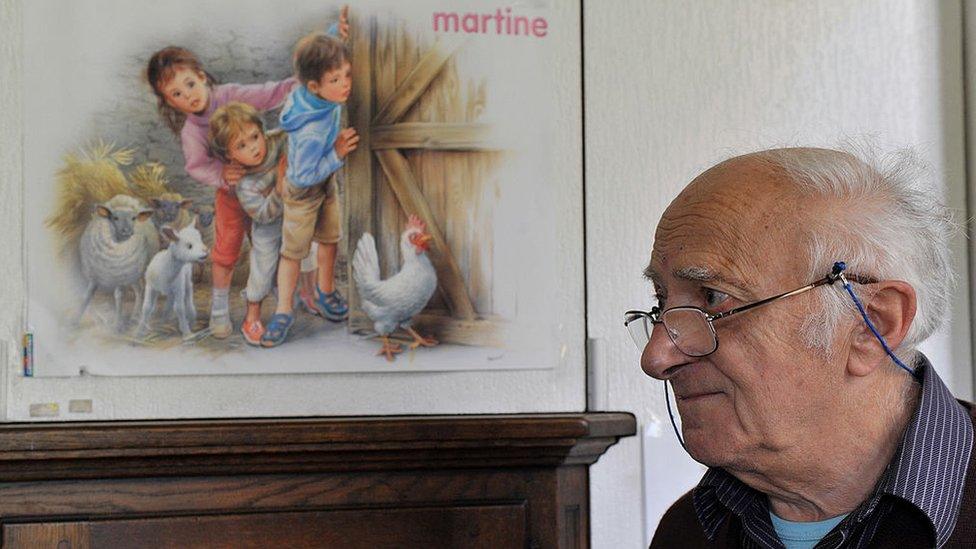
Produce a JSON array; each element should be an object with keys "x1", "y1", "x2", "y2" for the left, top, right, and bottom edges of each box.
[{"x1": 630, "y1": 148, "x2": 975, "y2": 548}]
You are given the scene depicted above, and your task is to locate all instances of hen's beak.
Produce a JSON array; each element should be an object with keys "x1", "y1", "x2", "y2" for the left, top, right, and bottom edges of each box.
[{"x1": 415, "y1": 233, "x2": 433, "y2": 252}]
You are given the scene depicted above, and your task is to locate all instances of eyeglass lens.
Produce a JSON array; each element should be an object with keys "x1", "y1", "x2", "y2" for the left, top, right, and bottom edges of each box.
[
  {"x1": 626, "y1": 313, "x2": 652, "y2": 349},
  {"x1": 661, "y1": 308, "x2": 715, "y2": 356},
  {"x1": 625, "y1": 308, "x2": 717, "y2": 357}
]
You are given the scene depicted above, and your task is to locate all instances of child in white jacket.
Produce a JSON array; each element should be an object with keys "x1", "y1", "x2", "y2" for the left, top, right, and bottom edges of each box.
[{"x1": 208, "y1": 102, "x2": 286, "y2": 345}]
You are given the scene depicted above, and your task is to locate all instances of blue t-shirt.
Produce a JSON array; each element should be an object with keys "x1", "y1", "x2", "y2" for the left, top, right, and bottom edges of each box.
[{"x1": 769, "y1": 511, "x2": 848, "y2": 549}]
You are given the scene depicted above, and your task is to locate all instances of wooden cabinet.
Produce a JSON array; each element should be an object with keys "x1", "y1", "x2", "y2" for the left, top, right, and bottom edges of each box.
[{"x1": 0, "y1": 413, "x2": 634, "y2": 548}]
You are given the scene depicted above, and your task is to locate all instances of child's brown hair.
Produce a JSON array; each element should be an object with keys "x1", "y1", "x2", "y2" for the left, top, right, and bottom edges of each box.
[
  {"x1": 146, "y1": 47, "x2": 218, "y2": 134},
  {"x1": 207, "y1": 102, "x2": 265, "y2": 162},
  {"x1": 293, "y1": 32, "x2": 350, "y2": 84}
]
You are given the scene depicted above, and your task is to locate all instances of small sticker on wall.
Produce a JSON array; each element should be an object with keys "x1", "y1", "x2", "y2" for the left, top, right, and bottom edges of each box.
[
  {"x1": 29, "y1": 403, "x2": 59, "y2": 418},
  {"x1": 69, "y1": 399, "x2": 93, "y2": 413},
  {"x1": 22, "y1": 332, "x2": 33, "y2": 377}
]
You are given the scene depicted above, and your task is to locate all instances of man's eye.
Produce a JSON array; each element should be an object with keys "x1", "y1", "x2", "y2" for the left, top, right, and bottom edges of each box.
[{"x1": 704, "y1": 289, "x2": 729, "y2": 309}]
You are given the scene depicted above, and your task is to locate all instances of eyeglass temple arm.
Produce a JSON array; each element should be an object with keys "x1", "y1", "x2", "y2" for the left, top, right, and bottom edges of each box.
[{"x1": 709, "y1": 277, "x2": 835, "y2": 321}]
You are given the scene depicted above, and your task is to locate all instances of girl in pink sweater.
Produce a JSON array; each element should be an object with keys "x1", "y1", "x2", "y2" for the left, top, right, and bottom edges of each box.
[{"x1": 146, "y1": 46, "x2": 297, "y2": 338}]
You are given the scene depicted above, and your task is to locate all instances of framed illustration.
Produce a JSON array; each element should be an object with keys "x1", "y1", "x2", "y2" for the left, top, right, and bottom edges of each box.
[{"x1": 19, "y1": 0, "x2": 579, "y2": 378}]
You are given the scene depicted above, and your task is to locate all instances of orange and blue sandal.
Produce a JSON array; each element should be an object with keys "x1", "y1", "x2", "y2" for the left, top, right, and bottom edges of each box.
[
  {"x1": 295, "y1": 290, "x2": 323, "y2": 317},
  {"x1": 260, "y1": 313, "x2": 294, "y2": 348},
  {"x1": 241, "y1": 319, "x2": 265, "y2": 347}
]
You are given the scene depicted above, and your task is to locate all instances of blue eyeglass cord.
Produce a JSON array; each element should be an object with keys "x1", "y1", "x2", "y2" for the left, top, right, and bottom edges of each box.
[{"x1": 665, "y1": 260, "x2": 917, "y2": 454}]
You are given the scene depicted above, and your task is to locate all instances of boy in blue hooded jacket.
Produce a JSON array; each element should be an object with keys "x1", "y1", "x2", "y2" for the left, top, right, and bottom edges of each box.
[{"x1": 263, "y1": 24, "x2": 359, "y2": 347}]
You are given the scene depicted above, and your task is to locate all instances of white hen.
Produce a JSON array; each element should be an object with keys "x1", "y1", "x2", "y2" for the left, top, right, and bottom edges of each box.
[{"x1": 353, "y1": 215, "x2": 439, "y2": 361}]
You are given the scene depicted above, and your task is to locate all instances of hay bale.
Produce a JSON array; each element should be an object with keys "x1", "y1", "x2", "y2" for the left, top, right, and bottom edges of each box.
[{"x1": 45, "y1": 141, "x2": 135, "y2": 256}]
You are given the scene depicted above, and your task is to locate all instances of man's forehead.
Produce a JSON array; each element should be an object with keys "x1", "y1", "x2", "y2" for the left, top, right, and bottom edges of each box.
[{"x1": 647, "y1": 155, "x2": 807, "y2": 291}]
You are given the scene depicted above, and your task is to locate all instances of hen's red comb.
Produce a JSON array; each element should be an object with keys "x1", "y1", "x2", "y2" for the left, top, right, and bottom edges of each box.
[{"x1": 407, "y1": 214, "x2": 427, "y2": 232}]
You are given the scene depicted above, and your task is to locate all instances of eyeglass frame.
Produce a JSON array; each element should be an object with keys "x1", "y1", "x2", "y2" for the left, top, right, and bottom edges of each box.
[{"x1": 624, "y1": 271, "x2": 878, "y2": 357}]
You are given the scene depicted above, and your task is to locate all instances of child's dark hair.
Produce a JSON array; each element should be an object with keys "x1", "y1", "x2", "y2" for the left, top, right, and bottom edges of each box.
[
  {"x1": 293, "y1": 32, "x2": 350, "y2": 84},
  {"x1": 146, "y1": 46, "x2": 218, "y2": 134}
]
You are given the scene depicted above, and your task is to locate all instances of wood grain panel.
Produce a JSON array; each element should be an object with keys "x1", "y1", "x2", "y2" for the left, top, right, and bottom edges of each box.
[
  {"x1": 14, "y1": 505, "x2": 524, "y2": 549},
  {"x1": 0, "y1": 414, "x2": 634, "y2": 548}
]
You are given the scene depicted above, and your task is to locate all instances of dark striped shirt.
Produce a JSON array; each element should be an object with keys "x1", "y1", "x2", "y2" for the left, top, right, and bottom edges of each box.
[{"x1": 691, "y1": 355, "x2": 974, "y2": 548}]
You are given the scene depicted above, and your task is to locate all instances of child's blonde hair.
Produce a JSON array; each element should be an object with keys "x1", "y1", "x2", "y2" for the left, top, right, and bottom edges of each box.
[
  {"x1": 207, "y1": 102, "x2": 265, "y2": 162},
  {"x1": 146, "y1": 46, "x2": 218, "y2": 134},
  {"x1": 293, "y1": 32, "x2": 350, "y2": 84}
]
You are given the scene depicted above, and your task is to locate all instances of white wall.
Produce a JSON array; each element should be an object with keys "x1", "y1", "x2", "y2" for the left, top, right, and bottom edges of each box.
[{"x1": 584, "y1": 1, "x2": 971, "y2": 547}]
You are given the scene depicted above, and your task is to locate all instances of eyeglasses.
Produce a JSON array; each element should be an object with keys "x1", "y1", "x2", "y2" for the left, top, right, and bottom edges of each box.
[{"x1": 624, "y1": 270, "x2": 877, "y2": 357}]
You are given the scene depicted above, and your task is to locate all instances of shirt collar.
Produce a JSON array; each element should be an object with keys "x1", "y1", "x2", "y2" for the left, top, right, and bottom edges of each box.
[{"x1": 691, "y1": 355, "x2": 973, "y2": 546}]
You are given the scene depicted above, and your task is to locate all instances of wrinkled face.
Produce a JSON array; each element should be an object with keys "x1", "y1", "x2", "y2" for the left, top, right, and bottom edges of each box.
[
  {"x1": 309, "y1": 61, "x2": 352, "y2": 103},
  {"x1": 226, "y1": 123, "x2": 267, "y2": 167},
  {"x1": 161, "y1": 66, "x2": 210, "y2": 115},
  {"x1": 641, "y1": 157, "x2": 841, "y2": 467}
]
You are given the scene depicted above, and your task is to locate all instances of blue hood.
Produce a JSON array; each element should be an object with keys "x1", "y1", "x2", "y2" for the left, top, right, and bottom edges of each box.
[{"x1": 280, "y1": 86, "x2": 341, "y2": 142}]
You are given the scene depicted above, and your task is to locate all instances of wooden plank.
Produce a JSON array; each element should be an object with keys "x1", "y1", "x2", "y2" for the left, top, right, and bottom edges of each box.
[
  {"x1": 83, "y1": 506, "x2": 526, "y2": 549},
  {"x1": 345, "y1": 13, "x2": 374, "y2": 322},
  {"x1": 371, "y1": 122, "x2": 499, "y2": 150},
  {"x1": 350, "y1": 310, "x2": 503, "y2": 347},
  {"x1": 375, "y1": 149, "x2": 477, "y2": 320},
  {"x1": 374, "y1": 20, "x2": 401, "y2": 279},
  {"x1": 373, "y1": 37, "x2": 464, "y2": 125}
]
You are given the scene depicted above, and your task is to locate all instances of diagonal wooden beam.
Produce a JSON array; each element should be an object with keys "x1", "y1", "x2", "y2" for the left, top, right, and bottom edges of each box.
[
  {"x1": 375, "y1": 149, "x2": 476, "y2": 320},
  {"x1": 371, "y1": 123, "x2": 500, "y2": 151},
  {"x1": 372, "y1": 37, "x2": 464, "y2": 126}
]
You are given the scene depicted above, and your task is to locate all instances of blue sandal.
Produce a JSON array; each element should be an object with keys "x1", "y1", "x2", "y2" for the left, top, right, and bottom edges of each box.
[
  {"x1": 260, "y1": 313, "x2": 294, "y2": 347},
  {"x1": 315, "y1": 286, "x2": 349, "y2": 322}
]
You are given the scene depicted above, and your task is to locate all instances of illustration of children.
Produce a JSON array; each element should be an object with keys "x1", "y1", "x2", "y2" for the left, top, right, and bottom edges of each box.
[
  {"x1": 145, "y1": 12, "x2": 348, "y2": 340},
  {"x1": 207, "y1": 102, "x2": 286, "y2": 345},
  {"x1": 262, "y1": 22, "x2": 358, "y2": 347}
]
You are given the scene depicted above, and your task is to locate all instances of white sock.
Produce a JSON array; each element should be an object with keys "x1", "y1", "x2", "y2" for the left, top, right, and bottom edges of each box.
[{"x1": 211, "y1": 288, "x2": 230, "y2": 318}]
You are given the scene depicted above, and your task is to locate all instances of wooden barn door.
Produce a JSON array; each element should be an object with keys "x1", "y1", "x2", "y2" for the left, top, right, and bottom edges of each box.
[{"x1": 346, "y1": 15, "x2": 502, "y2": 346}]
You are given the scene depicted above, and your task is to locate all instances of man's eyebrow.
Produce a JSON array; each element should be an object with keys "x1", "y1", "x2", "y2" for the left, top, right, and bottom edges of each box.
[
  {"x1": 643, "y1": 263, "x2": 749, "y2": 294},
  {"x1": 674, "y1": 266, "x2": 750, "y2": 293},
  {"x1": 642, "y1": 263, "x2": 656, "y2": 282}
]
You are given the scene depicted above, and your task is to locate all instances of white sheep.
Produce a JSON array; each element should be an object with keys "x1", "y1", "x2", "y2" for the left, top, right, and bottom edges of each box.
[
  {"x1": 136, "y1": 223, "x2": 209, "y2": 339},
  {"x1": 76, "y1": 194, "x2": 155, "y2": 331}
]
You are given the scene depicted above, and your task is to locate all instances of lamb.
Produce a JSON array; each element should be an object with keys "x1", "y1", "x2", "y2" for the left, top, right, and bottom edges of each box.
[
  {"x1": 76, "y1": 194, "x2": 155, "y2": 331},
  {"x1": 136, "y1": 223, "x2": 209, "y2": 339}
]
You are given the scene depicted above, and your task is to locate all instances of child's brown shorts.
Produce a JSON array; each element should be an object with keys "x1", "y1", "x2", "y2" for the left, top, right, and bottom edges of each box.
[{"x1": 280, "y1": 174, "x2": 341, "y2": 260}]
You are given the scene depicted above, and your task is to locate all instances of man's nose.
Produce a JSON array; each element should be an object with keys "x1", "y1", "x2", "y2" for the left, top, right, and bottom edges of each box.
[{"x1": 640, "y1": 321, "x2": 686, "y2": 379}]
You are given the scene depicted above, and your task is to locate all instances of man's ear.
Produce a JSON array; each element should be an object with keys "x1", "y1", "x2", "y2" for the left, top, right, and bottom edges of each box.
[
  {"x1": 307, "y1": 80, "x2": 320, "y2": 94},
  {"x1": 846, "y1": 280, "x2": 916, "y2": 377}
]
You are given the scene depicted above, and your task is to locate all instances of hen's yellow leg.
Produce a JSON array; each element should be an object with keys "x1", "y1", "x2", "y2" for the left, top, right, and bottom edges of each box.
[
  {"x1": 377, "y1": 336, "x2": 403, "y2": 362},
  {"x1": 406, "y1": 327, "x2": 439, "y2": 349}
]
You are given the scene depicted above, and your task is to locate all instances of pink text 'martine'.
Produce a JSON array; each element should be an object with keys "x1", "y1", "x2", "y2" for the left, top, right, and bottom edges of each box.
[{"x1": 433, "y1": 8, "x2": 548, "y2": 38}]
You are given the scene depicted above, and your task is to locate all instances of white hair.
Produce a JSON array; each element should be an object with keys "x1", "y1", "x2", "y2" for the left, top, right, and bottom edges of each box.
[{"x1": 753, "y1": 146, "x2": 956, "y2": 363}]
